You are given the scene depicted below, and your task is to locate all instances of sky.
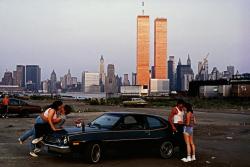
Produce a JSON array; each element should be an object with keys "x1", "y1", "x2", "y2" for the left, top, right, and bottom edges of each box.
[{"x1": 0, "y1": 0, "x2": 249, "y2": 80}]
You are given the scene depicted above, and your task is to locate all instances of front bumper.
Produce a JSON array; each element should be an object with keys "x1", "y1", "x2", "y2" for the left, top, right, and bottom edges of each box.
[{"x1": 44, "y1": 143, "x2": 71, "y2": 154}]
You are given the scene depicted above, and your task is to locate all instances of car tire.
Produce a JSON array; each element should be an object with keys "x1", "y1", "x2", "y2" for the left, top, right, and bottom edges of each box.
[
  {"x1": 85, "y1": 142, "x2": 102, "y2": 163},
  {"x1": 159, "y1": 141, "x2": 174, "y2": 159}
]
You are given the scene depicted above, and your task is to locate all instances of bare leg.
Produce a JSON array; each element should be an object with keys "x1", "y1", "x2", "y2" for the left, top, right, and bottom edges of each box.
[
  {"x1": 184, "y1": 133, "x2": 191, "y2": 156},
  {"x1": 189, "y1": 135, "x2": 196, "y2": 159}
]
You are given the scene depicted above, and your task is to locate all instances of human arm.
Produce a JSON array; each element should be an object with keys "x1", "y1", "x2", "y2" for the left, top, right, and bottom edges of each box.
[
  {"x1": 168, "y1": 108, "x2": 177, "y2": 132},
  {"x1": 186, "y1": 112, "x2": 191, "y2": 126},
  {"x1": 48, "y1": 109, "x2": 62, "y2": 131}
]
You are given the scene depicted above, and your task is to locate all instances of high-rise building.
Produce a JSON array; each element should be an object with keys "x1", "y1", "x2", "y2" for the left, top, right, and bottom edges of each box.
[
  {"x1": 1, "y1": 71, "x2": 13, "y2": 85},
  {"x1": 82, "y1": 72, "x2": 100, "y2": 93},
  {"x1": 99, "y1": 55, "x2": 105, "y2": 92},
  {"x1": 16, "y1": 65, "x2": 25, "y2": 88},
  {"x1": 137, "y1": 15, "x2": 150, "y2": 88},
  {"x1": 105, "y1": 64, "x2": 118, "y2": 96},
  {"x1": 168, "y1": 56, "x2": 175, "y2": 91},
  {"x1": 66, "y1": 69, "x2": 72, "y2": 86},
  {"x1": 154, "y1": 18, "x2": 167, "y2": 79},
  {"x1": 50, "y1": 70, "x2": 57, "y2": 93},
  {"x1": 123, "y1": 74, "x2": 130, "y2": 86},
  {"x1": 227, "y1": 66, "x2": 235, "y2": 78},
  {"x1": 176, "y1": 56, "x2": 194, "y2": 91},
  {"x1": 132, "y1": 72, "x2": 137, "y2": 86},
  {"x1": 26, "y1": 65, "x2": 41, "y2": 91}
]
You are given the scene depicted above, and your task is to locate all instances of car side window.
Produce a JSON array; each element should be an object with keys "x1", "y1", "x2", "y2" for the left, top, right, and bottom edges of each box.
[
  {"x1": 119, "y1": 115, "x2": 145, "y2": 130},
  {"x1": 124, "y1": 116, "x2": 137, "y2": 124},
  {"x1": 10, "y1": 99, "x2": 19, "y2": 105},
  {"x1": 147, "y1": 116, "x2": 164, "y2": 129}
]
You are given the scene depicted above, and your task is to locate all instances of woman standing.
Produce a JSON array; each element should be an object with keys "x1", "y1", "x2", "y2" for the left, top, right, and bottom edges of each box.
[{"x1": 182, "y1": 103, "x2": 196, "y2": 162}]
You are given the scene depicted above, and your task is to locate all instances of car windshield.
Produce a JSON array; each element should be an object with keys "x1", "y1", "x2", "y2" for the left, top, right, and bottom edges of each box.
[{"x1": 91, "y1": 114, "x2": 120, "y2": 128}]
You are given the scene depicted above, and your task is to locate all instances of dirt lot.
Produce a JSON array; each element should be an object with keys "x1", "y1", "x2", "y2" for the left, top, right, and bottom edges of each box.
[{"x1": 0, "y1": 102, "x2": 250, "y2": 167}]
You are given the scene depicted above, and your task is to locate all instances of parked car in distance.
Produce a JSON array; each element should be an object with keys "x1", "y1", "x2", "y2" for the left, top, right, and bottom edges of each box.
[
  {"x1": 43, "y1": 112, "x2": 176, "y2": 163},
  {"x1": 122, "y1": 98, "x2": 147, "y2": 107},
  {"x1": 0, "y1": 98, "x2": 42, "y2": 116}
]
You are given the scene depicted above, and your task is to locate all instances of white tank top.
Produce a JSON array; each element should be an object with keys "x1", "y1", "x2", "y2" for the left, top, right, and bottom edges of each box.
[
  {"x1": 43, "y1": 108, "x2": 57, "y2": 120},
  {"x1": 173, "y1": 107, "x2": 184, "y2": 124}
]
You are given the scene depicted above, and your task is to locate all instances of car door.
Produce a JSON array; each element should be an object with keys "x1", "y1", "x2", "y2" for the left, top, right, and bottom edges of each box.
[
  {"x1": 145, "y1": 116, "x2": 169, "y2": 149},
  {"x1": 8, "y1": 99, "x2": 21, "y2": 114},
  {"x1": 110, "y1": 114, "x2": 149, "y2": 153}
]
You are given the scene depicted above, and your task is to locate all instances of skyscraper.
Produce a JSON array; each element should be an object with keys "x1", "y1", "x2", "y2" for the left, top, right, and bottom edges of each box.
[
  {"x1": 176, "y1": 56, "x2": 194, "y2": 91},
  {"x1": 137, "y1": 15, "x2": 150, "y2": 88},
  {"x1": 227, "y1": 66, "x2": 235, "y2": 78},
  {"x1": 168, "y1": 56, "x2": 175, "y2": 91},
  {"x1": 123, "y1": 74, "x2": 130, "y2": 86},
  {"x1": 132, "y1": 72, "x2": 137, "y2": 86},
  {"x1": 82, "y1": 72, "x2": 100, "y2": 93},
  {"x1": 99, "y1": 55, "x2": 105, "y2": 92},
  {"x1": 16, "y1": 65, "x2": 25, "y2": 88},
  {"x1": 1, "y1": 71, "x2": 13, "y2": 85},
  {"x1": 50, "y1": 70, "x2": 57, "y2": 93},
  {"x1": 154, "y1": 18, "x2": 167, "y2": 79},
  {"x1": 26, "y1": 65, "x2": 41, "y2": 91},
  {"x1": 105, "y1": 64, "x2": 118, "y2": 96}
]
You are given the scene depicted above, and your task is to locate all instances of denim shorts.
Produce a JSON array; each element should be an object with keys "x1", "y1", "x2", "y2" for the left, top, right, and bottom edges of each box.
[{"x1": 183, "y1": 126, "x2": 193, "y2": 136}]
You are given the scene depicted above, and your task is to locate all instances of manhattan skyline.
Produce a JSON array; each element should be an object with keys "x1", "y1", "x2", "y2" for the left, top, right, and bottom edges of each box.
[{"x1": 0, "y1": 0, "x2": 249, "y2": 80}]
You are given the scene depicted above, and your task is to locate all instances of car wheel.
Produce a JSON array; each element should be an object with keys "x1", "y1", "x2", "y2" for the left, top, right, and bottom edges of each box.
[
  {"x1": 160, "y1": 141, "x2": 174, "y2": 159},
  {"x1": 85, "y1": 143, "x2": 102, "y2": 163}
]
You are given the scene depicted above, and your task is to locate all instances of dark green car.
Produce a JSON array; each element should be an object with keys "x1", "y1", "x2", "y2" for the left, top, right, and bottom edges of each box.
[{"x1": 44, "y1": 112, "x2": 176, "y2": 163}]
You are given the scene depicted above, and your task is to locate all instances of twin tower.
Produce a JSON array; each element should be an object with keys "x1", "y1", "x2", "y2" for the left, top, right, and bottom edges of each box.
[{"x1": 137, "y1": 15, "x2": 167, "y2": 88}]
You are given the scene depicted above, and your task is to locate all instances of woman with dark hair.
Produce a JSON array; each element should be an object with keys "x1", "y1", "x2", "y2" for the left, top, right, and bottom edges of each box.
[
  {"x1": 18, "y1": 100, "x2": 64, "y2": 157},
  {"x1": 182, "y1": 103, "x2": 196, "y2": 162}
]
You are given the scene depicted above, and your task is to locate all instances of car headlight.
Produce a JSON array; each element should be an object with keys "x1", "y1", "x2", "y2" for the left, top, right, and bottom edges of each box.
[{"x1": 63, "y1": 136, "x2": 68, "y2": 145}]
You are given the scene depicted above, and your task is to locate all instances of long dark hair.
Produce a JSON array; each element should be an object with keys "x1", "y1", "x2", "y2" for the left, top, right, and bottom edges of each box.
[
  {"x1": 185, "y1": 102, "x2": 193, "y2": 113},
  {"x1": 47, "y1": 100, "x2": 63, "y2": 111}
]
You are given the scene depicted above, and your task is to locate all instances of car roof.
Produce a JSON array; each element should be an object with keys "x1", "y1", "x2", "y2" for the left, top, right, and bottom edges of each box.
[{"x1": 104, "y1": 112, "x2": 164, "y2": 119}]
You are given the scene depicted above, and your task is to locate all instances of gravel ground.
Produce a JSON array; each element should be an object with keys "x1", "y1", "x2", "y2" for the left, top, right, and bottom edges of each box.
[{"x1": 0, "y1": 102, "x2": 250, "y2": 167}]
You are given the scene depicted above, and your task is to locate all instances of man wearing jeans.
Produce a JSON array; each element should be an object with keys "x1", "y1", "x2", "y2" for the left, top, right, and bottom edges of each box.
[{"x1": 168, "y1": 99, "x2": 187, "y2": 162}]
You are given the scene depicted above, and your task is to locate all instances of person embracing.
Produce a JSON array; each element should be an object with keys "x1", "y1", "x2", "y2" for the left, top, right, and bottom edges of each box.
[
  {"x1": 168, "y1": 99, "x2": 187, "y2": 161},
  {"x1": 182, "y1": 102, "x2": 196, "y2": 162}
]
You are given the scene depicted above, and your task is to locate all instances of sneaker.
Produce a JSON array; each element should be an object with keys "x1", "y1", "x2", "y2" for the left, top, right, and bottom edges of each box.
[
  {"x1": 191, "y1": 155, "x2": 196, "y2": 161},
  {"x1": 18, "y1": 138, "x2": 23, "y2": 144},
  {"x1": 187, "y1": 156, "x2": 192, "y2": 162},
  {"x1": 32, "y1": 137, "x2": 43, "y2": 144},
  {"x1": 181, "y1": 158, "x2": 188, "y2": 162},
  {"x1": 34, "y1": 148, "x2": 41, "y2": 153},
  {"x1": 29, "y1": 151, "x2": 38, "y2": 157}
]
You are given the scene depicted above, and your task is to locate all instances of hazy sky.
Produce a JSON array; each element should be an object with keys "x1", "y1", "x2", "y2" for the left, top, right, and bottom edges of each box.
[{"x1": 0, "y1": 0, "x2": 249, "y2": 80}]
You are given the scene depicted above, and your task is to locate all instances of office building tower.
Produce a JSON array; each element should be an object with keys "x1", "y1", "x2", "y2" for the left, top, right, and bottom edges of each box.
[
  {"x1": 50, "y1": 70, "x2": 57, "y2": 93},
  {"x1": 105, "y1": 64, "x2": 118, "y2": 95},
  {"x1": 132, "y1": 73, "x2": 137, "y2": 86},
  {"x1": 154, "y1": 18, "x2": 167, "y2": 79},
  {"x1": 82, "y1": 72, "x2": 100, "y2": 93},
  {"x1": 176, "y1": 56, "x2": 194, "y2": 91},
  {"x1": 26, "y1": 65, "x2": 41, "y2": 91},
  {"x1": 16, "y1": 65, "x2": 25, "y2": 87},
  {"x1": 168, "y1": 56, "x2": 175, "y2": 91},
  {"x1": 137, "y1": 15, "x2": 150, "y2": 88},
  {"x1": 227, "y1": 66, "x2": 235, "y2": 78},
  {"x1": 99, "y1": 55, "x2": 105, "y2": 92},
  {"x1": 1, "y1": 71, "x2": 13, "y2": 85},
  {"x1": 123, "y1": 74, "x2": 130, "y2": 86}
]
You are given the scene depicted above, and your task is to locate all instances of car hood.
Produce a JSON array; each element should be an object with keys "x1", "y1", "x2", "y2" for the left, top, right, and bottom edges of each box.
[{"x1": 58, "y1": 125, "x2": 110, "y2": 135}]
